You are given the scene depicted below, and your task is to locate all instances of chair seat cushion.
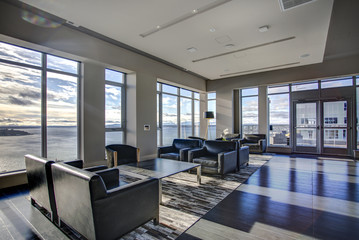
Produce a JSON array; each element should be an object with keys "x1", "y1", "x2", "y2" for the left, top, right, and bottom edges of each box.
[
  {"x1": 160, "y1": 153, "x2": 180, "y2": 160},
  {"x1": 193, "y1": 157, "x2": 218, "y2": 168}
]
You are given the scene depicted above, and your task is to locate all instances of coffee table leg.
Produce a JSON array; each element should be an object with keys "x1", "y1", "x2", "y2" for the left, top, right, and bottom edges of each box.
[
  {"x1": 197, "y1": 165, "x2": 201, "y2": 185},
  {"x1": 159, "y1": 179, "x2": 163, "y2": 204}
]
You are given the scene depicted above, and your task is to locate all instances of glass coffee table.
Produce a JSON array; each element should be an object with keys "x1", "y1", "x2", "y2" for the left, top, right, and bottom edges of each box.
[{"x1": 118, "y1": 158, "x2": 201, "y2": 202}]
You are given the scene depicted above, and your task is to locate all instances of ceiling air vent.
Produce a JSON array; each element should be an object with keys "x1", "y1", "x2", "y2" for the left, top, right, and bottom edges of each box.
[{"x1": 279, "y1": 0, "x2": 316, "y2": 11}]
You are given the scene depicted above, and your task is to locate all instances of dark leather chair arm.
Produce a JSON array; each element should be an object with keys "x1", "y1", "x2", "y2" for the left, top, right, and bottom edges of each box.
[
  {"x1": 157, "y1": 146, "x2": 176, "y2": 157},
  {"x1": 218, "y1": 150, "x2": 237, "y2": 175},
  {"x1": 188, "y1": 148, "x2": 207, "y2": 162},
  {"x1": 95, "y1": 168, "x2": 120, "y2": 190},
  {"x1": 64, "y1": 159, "x2": 83, "y2": 168},
  {"x1": 84, "y1": 165, "x2": 108, "y2": 172},
  {"x1": 258, "y1": 139, "x2": 267, "y2": 152},
  {"x1": 179, "y1": 147, "x2": 191, "y2": 161}
]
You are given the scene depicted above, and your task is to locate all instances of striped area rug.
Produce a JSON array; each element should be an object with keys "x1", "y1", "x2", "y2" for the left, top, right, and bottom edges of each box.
[{"x1": 121, "y1": 154, "x2": 272, "y2": 240}]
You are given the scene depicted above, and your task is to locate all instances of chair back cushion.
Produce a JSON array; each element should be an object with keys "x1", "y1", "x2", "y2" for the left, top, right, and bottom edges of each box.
[
  {"x1": 244, "y1": 134, "x2": 266, "y2": 143},
  {"x1": 204, "y1": 140, "x2": 237, "y2": 155},
  {"x1": 25, "y1": 154, "x2": 55, "y2": 214},
  {"x1": 173, "y1": 139, "x2": 202, "y2": 150}
]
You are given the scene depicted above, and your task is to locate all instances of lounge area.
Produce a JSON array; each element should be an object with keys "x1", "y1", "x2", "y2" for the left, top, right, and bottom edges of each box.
[{"x1": 1, "y1": 0, "x2": 359, "y2": 239}]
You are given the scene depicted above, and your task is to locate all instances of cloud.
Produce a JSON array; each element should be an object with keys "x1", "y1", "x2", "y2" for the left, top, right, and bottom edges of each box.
[
  {"x1": 8, "y1": 96, "x2": 33, "y2": 106},
  {"x1": 19, "y1": 91, "x2": 41, "y2": 99},
  {"x1": 0, "y1": 118, "x2": 21, "y2": 123}
]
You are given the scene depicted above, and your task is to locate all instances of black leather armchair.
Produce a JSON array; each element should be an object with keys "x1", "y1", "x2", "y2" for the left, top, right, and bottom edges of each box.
[
  {"x1": 188, "y1": 140, "x2": 238, "y2": 176},
  {"x1": 25, "y1": 155, "x2": 109, "y2": 223},
  {"x1": 51, "y1": 162, "x2": 160, "y2": 240},
  {"x1": 157, "y1": 139, "x2": 202, "y2": 161},
  {"x1": 25, "y1": 154, "x2": 57, "y2": 222},
  {"x1": 240, "y1": 134, "x2": 267, "y2": 153},
  {"x1": 105, "y1": 144, "x2": 140, "y2": 167}
]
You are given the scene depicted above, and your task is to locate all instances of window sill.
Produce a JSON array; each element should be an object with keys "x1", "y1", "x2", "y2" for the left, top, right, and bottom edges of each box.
[{"x1": 0, "y1": 170, "x2": 28, "y2": 189}]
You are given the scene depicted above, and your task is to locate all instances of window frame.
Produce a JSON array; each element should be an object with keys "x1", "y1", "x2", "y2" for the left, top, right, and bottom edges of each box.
[
  {"x1": 0, "y1": 41, "x2": 81, "y2": 174},
  {"x1": 157, "y1": 82, "x2": 200, "y2": 146},
  {"x1": 105, "y1": 69, "x2": 126, "y2": 145},
  {"x1": 240, "y1": 87, "x2": 259, "y2": 135}
]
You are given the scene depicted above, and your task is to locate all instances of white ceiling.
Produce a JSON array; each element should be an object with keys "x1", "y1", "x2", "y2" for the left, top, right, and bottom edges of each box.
[{"x1": 20, "y1": 0, "x2": 334, "y2": 80}]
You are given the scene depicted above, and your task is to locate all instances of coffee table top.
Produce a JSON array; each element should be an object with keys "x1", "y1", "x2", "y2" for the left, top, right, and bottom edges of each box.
[{"x1": 117, "y1": 158, "x2": 200, "y2": 179}]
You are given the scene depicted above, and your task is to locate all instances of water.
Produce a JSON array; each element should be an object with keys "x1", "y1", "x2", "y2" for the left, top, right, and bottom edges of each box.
[{"x1": 0, "y1": 126, "x2": 77, "y2": 173}]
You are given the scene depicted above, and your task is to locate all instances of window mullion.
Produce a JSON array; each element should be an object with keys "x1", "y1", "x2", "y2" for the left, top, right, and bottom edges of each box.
[{"x1": 41, "y1": 54, "x2": 47, "y2": 158}]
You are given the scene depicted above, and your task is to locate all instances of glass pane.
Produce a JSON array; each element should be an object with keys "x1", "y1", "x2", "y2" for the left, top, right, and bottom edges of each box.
[
  {"x1": 105, "y1": 69, "x2": 123, "y2": 84},
  {"x1": 47, "y1": 55, "x2": 78, "y2": 74},
  {"x1": 162, "y1": 84, "x2": 178, "y2": 94},
  {"x1": 162, "y1": 94, "x2": 178, "y2": 145},
  {"x1": 242, "y1": 88, "x2": 258, "y2": 96},
  {"x1": 323, "y1": 101, "x2": 347, "y2": 148},
  {"x1": 207, "y1": 92, "x2": 216, "y2": 100},
  {"x1": 296, "y1": 129, "x2": 316, "y2": 147},
  {"x1": 194, "y1": 100, "x2": 200, "y2": 137},
  {"x1": 208, "y1": 99, "x2": 216, "y2": 139},
  {"x1": 180, "y1": 98, "x2": 192, "y2": 138},
  {"x1": 47, "y1": 72, "x2": 78, "y2": 160},
  {"x1": 323, "y1": 101, "x2": 347, "y2": 128},
  {"x1": 180, "y1": 88, "x2": 192, "y2": 97},
  {"x1": 0, "y1": 63, "x2": 41, "y2": 173},
  {"x1": 291, "y1": 82, "x2": 318, "y2": 92},
  {"x1": 105, "y1": 131, "x2": 123, "y2": 145},
  {"x1": 357, "y1": 88, "x2": 359, "y2": 149},
  {"x1": 296, "y1": 103, "x2": 316, "y2": 127},
  {"x1": 269, "y1": 94, "x2": 290, "y2": 146},
  {"x1": 157, "y1": 82, "x2": 161, "y2": 91},
  {"x1": 194, "y1": 92, "x2": 200, "y2": 99},
  {"x1": 242, "y1": 96, "x2": 258, "y2": 135},
  {"x1": 0, "y1": 42, "x2": 41, "y2": 66},
  {"x1": 268, "y1": 85, "x2": 289, "y2": 94},
  {"x1": 105, "y1": 85, "x2": 122, "y2": 128},
  {"x1": 324, "y1": 129, "x2": 346, "y2": 148},
  {"x1": 321, "y1": 78, "x2": 352, "y2": 89}
]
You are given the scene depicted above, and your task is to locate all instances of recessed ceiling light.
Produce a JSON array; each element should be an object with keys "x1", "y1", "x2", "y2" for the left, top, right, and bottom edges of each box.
[
  {"x1": 209, "y1": 27, "x2": 216, "y2": 32},
  {"x1": 300, "y1": 53, "x2": 310, "y2": 58},
  {"x1": 225, "y1": 44, "x2": 235, "y2": 49},
  {"x1": 187, "y1": 47, "x2": 197, "y2": 53},
  {"x1": 156, "y1": 25, "x2": 161, "y2": 29},
  {"x1": 192, "y1": 9, "x2": 198, "y2": 14},
  {"x1": 258, "y1": 25, "x2": 269, "y2": 32}
]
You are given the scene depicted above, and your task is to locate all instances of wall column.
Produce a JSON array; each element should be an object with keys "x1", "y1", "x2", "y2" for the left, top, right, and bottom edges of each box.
[{"x1": 258, "y1": 86, "x2": 268, "y2": 134}]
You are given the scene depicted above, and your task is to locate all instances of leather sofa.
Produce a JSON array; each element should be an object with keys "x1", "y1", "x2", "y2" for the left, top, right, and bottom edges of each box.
[
  {"x1": 51, "y1": 162, "x2": 160, "y2": 240},
  {"x1": 24, "y1": 155, "x2": 108, "y2": 223},
  {"x1": 158, "y1": 139, "x2": 202, "y2": 161},
  {"x1": 105, "y1": 144, "x2": 140, "y2": 167},
  {"x1": 188, "y1": 140, "x2": 237, "y2": 176},
  {"x1": 240, "y1": 134, "x2": 267, "y2": 153}
]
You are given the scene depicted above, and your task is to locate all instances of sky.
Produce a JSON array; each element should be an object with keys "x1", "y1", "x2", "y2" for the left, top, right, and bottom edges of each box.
[{"x1": 0, "y1": 42, "x2": 78, "y2": 127}]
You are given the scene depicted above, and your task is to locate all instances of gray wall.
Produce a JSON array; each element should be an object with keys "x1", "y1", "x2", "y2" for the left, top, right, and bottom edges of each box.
[{"x1": 0, "y1": 1, "x2": 206, "y2": 163}]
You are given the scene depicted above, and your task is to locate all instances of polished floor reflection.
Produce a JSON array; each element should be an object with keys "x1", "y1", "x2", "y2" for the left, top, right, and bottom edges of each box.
[{"x1": 179, "y1": 155, "x2": 359, "y2": 240}]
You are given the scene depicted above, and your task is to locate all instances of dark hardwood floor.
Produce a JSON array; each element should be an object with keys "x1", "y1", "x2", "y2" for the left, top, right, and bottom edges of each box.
[
  {"x1": 178, "y1": 155, "x2": 359, "y2": 240},
  {"x1": 1, "y1": 155, "x2": 358, "y2": 239}
]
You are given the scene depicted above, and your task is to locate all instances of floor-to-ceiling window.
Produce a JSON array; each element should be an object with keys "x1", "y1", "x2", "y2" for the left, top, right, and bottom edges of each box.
[
  {"x1": 207, "y1": 92, "x2": 216, "y2": 139},
  {"x1": 105, "y1": 69, "x2": 126, "y2": 145},
  {"x1": 268, "y1": 85, "x2": 290, "y2": 146},
  {"x1": 241, "y1": 87, "x2": 258, "y2": 135},
  {"x1": 0, "y1": 41, "x2": 80, "y2": 173},
  {"x1": 157, "y1": 82, "x2": 200, "y2": 146}
]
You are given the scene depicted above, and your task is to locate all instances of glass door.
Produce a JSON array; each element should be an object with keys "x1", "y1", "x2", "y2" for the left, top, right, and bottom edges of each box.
[
  {"x1": 294, "y1": 102, "x2": 319, "y2": 153},
  {"x1": 322, "y1": 100, "x2": 350, "y2": 155}
]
